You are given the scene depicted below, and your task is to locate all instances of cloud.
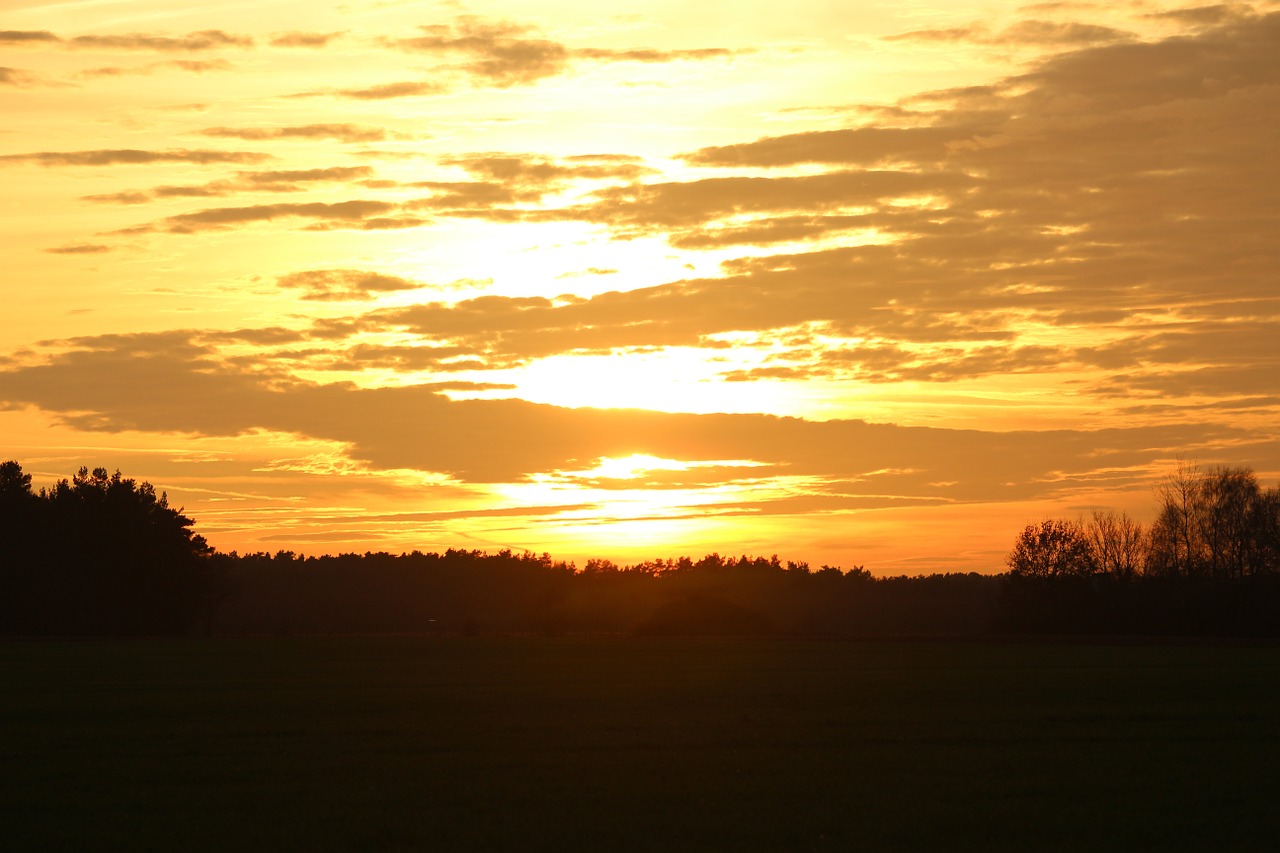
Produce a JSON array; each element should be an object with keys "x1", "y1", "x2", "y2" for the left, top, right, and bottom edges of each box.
[
  {"x1": 68, "y1": 30, "x2": 253, "y2": 51},
  {"x1": 573, "y1": 47, "x2": 738, "y2": 62},
  {"x1": 198, "y1": 124, "x2": 387, "y2": 143},
  {"x1": 348, "y1": 153, "x2": 658, "y2": 218},
  {"x1": 0, "y1": 30, "x2": 60, "y2": 44},
  {"x1": 995, "y1": 20, "x2": 1134, "y2": 44},
  {"x1": 276, "y1": 269, "x2": 425, "y2": 301},
  {"x1": 390, "y1": 17, "x2": 570, "y2": 87},
  {"x1": 81, "y1": 166, "x2": 377, "y2": 204},
  {"x1": 569, "y1": 169, "x2": 976, "y2": 233},
  {"x1": 0, "y1": 331, "x2": 1253, "y2": 499},
  {"x1": 1142, "y1": 4, "x2": 1251, "y2": 26},
  {"x1": 886, "y1": 20, "x2": 1131, "y2": 46},
  {"x1": 155, "y1": 199, "x2": 403, "y2": 233},
  {"x1": 0, "y1": 149, "x2": 270, "y2": 166},
  {"x1": 331, "y1": 80, "x2": 445, "y2": 100},
  {"x1": 269, "y1": 31, "x2": 344, "y2": 48},
  {"x1": 6, "y1": 7, "x2": 1278, "y2": 519},
  {"x1": 43, "y1": 243, "x2": 113, "y2": 254},
  {"x1": 385, "y1": 16, "x2": 739, "y2": 90},
  {"x1": 0, "y1": 67, "x2": 36, "y2": 85},
  {"x1": 445, "y1": 153, "x2": 653, "y2": 184},
  {"x1": 76, "y1": 59, "x2": 233, "y2": 78},
  {"x1": 335, "y1": 8, "x2": 1268, "y2": 408},
  {"x1": 685, "y1": 123, "x2": 992, "y2": 168},
  {"x1": 80, "y1": 191, "x2": 152, "y2": 204}
]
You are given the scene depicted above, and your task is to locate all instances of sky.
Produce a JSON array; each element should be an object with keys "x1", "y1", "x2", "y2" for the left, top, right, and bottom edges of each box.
[{"x1": 2, "y1": 0, "x2": 1278, "y2": 573}]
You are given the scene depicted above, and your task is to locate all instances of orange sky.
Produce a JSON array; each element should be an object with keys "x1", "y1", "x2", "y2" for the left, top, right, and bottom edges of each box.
[{"x1": 2, "y1": 0, "x2": 1278, "y2": 572}]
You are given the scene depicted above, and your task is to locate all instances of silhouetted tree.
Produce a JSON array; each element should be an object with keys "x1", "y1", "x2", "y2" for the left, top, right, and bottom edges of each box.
[
  {"x1": 1005, "y1": 518, "x2": 1096, "y2": 577},
  {"x1": 1084, "y1": 509, "x2": 1147, "y2": 578},
  {"x1": 0, "y1": 461, "x2": 43, "y2": 631},
  {"x1": 1148, "y1": 463, "x2": 1280, "y2": 578},
  {"x1": 0, "y1": 462, "x2": 217, "y2": 635}
]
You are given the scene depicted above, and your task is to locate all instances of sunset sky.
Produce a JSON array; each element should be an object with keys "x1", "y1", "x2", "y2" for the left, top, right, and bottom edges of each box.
[{"x1": 2, "y1": 0, "x2": 1278, "y2": 572}]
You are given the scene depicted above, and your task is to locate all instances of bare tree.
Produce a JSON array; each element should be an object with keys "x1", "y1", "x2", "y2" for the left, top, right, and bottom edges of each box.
[
  {"x1": 1149, "y1": 460, "x2": 1203, "y2": 577},
  {"x1": 1084, "y1": 510, "x2": 1147, "y2": 578},
  {"x1": 1148, "y1": 462, "x2": 1278, "y2": 578}
]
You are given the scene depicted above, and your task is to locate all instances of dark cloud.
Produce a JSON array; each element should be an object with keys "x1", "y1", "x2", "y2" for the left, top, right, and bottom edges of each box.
[
  {"x1": 199, "y1": 123, "x2": 387, "y2": 143},
  {"x1": 68, "y1": 30, "x2": 253, "y2": 51},
  {"x1": 0, "y1": 30, "x2": 60, "y2": 44},
  {"x1": 0, "y1": 149, "x2": 270, "y2": 167},
  {"x1": 269, "y1": 31, "x2": 343, "y2": 48},
  {"x1": 276, "y1": 269, "x2": 425, "y2": 301}
]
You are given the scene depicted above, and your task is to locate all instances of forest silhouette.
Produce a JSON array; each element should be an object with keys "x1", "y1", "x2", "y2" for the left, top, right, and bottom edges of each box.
[{"x1": 3, "y1": 459, "x2": 1279, "y2": 638}]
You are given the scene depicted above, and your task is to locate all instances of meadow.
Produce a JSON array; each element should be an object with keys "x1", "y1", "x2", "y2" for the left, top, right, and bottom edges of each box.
[{"x1": 4, "y1": 636, "x2": 1279, "y2": 851}]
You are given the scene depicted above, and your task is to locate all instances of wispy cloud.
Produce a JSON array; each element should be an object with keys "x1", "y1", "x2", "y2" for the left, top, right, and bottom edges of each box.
[
  {"x1": 329, "y1": 80, "x2": 445, "y2": 100},
  {"x1": 0, "y1": 67, "x2": 37, "y2": 85},
  {"x1": 269, "y1": 31, "x2": 344, "y2": 48},
  {"x1": 43, "y1": 243, "x2": 113, "y2": 254},
  {"x1": 82, "y1": 166, "x2": 377, "y2": 203},
  {"x1": 68, "y1": 30, "x2": 253, "y2": 51},
  {"x1": 573, "y1": 47, "x2": 740, "y2": 62},
  {"x1": 154, "y1": 199, "x2": 406, "y2": 233},
  {"x1": 198, "y1": 124, "x2": 387, "y2": 143},
  {"x1": 276, "y1": 269, "x2": 425, "y2": 301},
  {"x1": 0, "y1": 149, "x2": 270, "y2": 166},
  {"x1": 886, "y1": 19, "x2": 1132, "y2": 45},
  {"x1": 76, "y1": 59, "x2": 233, "y2": 78},
  {"x1": 389, "y1": 17, "x2": 570, "y2": 86},
  {"x1": 0, "y1": 30, "x2": 60, "y2": 44}
]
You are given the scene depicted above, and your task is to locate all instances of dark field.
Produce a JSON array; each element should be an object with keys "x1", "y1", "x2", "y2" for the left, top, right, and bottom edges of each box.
[{"x1": 4, "y1": 637, "x2": 1280, "y2": 851}]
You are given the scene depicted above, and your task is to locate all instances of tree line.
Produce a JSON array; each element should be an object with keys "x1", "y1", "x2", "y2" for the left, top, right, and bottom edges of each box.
[
  {"x1": 1006, "y1": 463, "x2": 1280, "y2": 580},
  {"x1": 2, "y1": 459, "x2": 1279, "y2": 638}
]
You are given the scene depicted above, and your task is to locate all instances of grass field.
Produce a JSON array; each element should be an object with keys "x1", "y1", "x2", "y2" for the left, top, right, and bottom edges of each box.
[{"x1": 3, "y1": 636, "x2": 1280, "y2": 851}]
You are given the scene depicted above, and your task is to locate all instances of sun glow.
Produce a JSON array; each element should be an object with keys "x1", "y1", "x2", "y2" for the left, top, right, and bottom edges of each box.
[{"x1": 508, "y1": 348, "x2": 805, "y2": 415}]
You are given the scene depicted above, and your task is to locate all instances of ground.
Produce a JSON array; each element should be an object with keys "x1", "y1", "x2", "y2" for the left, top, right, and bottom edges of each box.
[{"x1": 4, "y1": 636, "x2": 1279, "y2": 851}]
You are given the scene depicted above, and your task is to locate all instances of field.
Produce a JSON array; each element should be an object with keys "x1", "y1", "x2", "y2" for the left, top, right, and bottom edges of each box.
[{"x1": 4, "y1": 637, "x2": 1280, "y2": 851}]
